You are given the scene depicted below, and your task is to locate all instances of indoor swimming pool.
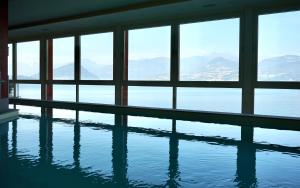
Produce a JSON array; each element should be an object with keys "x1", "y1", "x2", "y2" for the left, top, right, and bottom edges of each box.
[{"x1": 0, "y1": 107, "x2": 300, "y2": 188}]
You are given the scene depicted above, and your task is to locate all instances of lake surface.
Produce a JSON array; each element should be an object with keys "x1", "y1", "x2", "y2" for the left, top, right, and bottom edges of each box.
[
  {"x1": 1, "y1": 110, "x2": 300, "y2": 188},
  {"x1": 15, "y1": 86, "x2": 300, "y2": 117}
]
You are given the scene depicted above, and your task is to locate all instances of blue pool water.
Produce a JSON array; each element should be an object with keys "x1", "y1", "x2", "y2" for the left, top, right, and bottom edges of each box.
[{"x1": 1, "y1": 109, "x2": 300, "y2": 187}]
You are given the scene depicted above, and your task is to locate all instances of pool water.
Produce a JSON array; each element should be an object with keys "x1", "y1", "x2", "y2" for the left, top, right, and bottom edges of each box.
[{"x1": 0, "y1": 109, "x2": 300, "y2": 188}]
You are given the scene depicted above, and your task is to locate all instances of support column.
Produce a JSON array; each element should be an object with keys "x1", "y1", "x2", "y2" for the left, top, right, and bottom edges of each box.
[
  {"x1": 75, "y1": 36, "x2": 81, "y2": 122},
  {"x1": 114, "y1": 28, "x2": 127, "y2": 126},
  {"x1": 0, "y1": 0, "x2": 8, "y2": 100},
  {"x1": 240, "y1": 9, "x2": 258, "y2": 142},
  {"x1": 12, "y1": 43, "x2": 17, "y2": 108},
  {"x1": 171, "y1": 24, "x2": 179, "y2": 132},
  {"x1": 46, "y1": 39, "x2": 53, "y2": 117},
  {"x1": 40, "y1": 39, "x2": 47, "y2": 115},
  {"x1": 0, "y1": 0, "x2": 8, "y2": 109}
]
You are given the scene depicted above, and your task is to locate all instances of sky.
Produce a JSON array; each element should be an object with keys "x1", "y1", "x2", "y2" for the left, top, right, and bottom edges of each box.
[{"x1": 8, "y1": 10, "x2": 300, "y2": 77}]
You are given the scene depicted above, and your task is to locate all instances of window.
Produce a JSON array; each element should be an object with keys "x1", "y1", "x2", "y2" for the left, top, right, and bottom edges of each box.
[
  {"x1": 255, "y1": 89, "x2": 300, "y2": 117},
  {"x1": 128, "y1": 26, "x2": 171, "y2": 80},
  {"x1": 53, "y1": 37, "x2": 74, "y2": 80},
  {"x1": 53, "y1": 85, "x2": 76, "y2": 102},
  {"x1": 17, "y1": 41, "x2": 40, "y2": 80},
  {"x1": 16, "y1": 84, "x2": 41, "y2": 100},
  {"x1": 180, "y1": 18, "x2": 239, "y2": 81},
  {"x1": 177, "y1": 88, "x2": 241, "y2": 113},
  {"x1": 79, "y1": 85, "x2": 115, "y2": 104},
  {"x1": 128, "y1": 86, "x2": 172, "y2": 108},
  {"x1": 258, "y1": 11, "x2": 300, "y2": 81},
  {"x1": 81, "y1": 32, "x2": 113, "y2": 80}
]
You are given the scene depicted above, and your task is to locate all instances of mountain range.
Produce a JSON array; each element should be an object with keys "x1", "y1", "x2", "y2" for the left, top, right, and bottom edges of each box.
[{"x1": 18, "y1": 55, "x2": 300, "y2": 81}]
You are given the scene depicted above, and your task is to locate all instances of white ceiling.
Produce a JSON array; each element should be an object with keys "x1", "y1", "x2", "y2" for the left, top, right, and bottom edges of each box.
[{"x1": 8, "y1": 0, "x2": 300, "y2": 41}]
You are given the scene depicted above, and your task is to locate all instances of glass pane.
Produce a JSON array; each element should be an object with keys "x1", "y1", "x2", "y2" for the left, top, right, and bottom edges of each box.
[
  {"x1": 177, "y1": 88, "x2": 241, "y2": 113},
  {"x1": 17, "y1": 41, "x2": 40, "y2": 80},
  {"x1": 53, "y1": 85, "x2": 76, "y2": 102},
  {"x1": 128, "y1": 86, "x2": 172, "y2": 108},
  {"x1": 53, "y1": 37, "x2": 74, "y2": 80},
  {"x1": 16, "y1": 84, "x2": 41, "y2": 100},
  {"x1": 79, "y1": 85, "x2": 114, "y2": 104},
  {"x1": 258, "y1": 11, "x2": 300, "y2": 81},
  {"x1": 128, "y1": 26, "x2": 170, "y2": 80},
  {"x1": 255, "y1": 89, "x2": 300, "y2": 117},
  {"x1": 81, "y1": 32, "x2": 113, "y2": 80},
  {"x1": 8, "y1": 44, "x2": 12, "y2": 80},
  {"x1": 180, "y1": 18, "x2": 239, "y2": 81}
]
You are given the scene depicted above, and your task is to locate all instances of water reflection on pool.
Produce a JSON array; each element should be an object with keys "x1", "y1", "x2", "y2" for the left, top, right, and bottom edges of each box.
[{"x1": 0, "y1": 108, "x2": 300, "y2": 188}]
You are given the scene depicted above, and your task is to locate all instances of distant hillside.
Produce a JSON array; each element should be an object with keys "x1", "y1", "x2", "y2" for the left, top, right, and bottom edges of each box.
[
  {"x1": 180, "y1": 56, "x2": 239, "y2": 81},
  {"x1": 258, "y1": 55, "x2": 300, "y2": 81},
  {"x1": 19, "y1": 55, "x2": 300, "y2": 81},
  {"x1": 52, "y1": 63, "x2": 98, "y2": 80}
]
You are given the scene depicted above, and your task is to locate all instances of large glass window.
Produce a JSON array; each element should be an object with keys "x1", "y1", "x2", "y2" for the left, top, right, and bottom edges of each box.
[
  {"x1": 255, "y1": 89, "x2": 300, "y2": 117},
  {"x1": 81, "y1": 32, "x2": 113, "y2": 80},
  {"x1": 128, "y1": 86, "x2": 172, "y2": 108},
  {"x1": 53, "y1": 85, "x2": 76, "y2": 102},
  {"x1": 16, "y1": 84, "x2": 41, "y2": 100},
  {"x1": 79, "y1": 85, "x2": 115, "y2": 104},
  {"x1": 177, "y1": 88, "x2": 241, "y2": 113},
  {"x1": 128, "y1": 26, "x2": 171, "y2": 80},
  {"x1": 17, "y1": 41, "x2": 40, "y2": 80},
  {"x1": 258, "y1": 11, "x2": 300, "y2": 81},
  {"x1": 53, "y1": 37, "x2": 74, "y2": 80},
  {"x1": 180, "y1": 18, "x2": 239, "y2": 81}
]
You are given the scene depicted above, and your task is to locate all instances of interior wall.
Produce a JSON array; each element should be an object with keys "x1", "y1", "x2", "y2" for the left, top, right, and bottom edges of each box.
[{"x1": 0, "y1": 0, "x2": 9, "y2": 111}]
